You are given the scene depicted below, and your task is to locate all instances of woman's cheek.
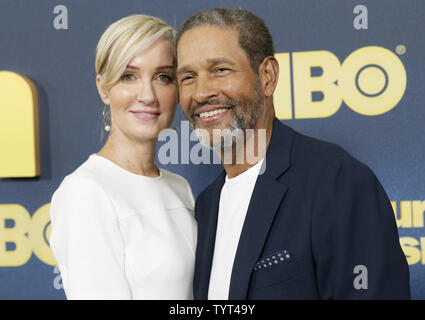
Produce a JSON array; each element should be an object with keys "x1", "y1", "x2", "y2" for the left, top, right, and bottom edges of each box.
[
  {"x1": 159, "y1": 86, "x2": 178, "y2": 112},
  {"x1": 111, "y1": 85, "x2": 137, "y2": 108}
]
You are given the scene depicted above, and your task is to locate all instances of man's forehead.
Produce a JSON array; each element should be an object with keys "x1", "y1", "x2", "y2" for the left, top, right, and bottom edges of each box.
[
  {"x1": 177, "y1": 25, "x2": 244, "y2": 70},
  {"x1": 177, "y1": 25, "x2": 239, "y2": 52},
  {"x1": 179, "y1": 24, "x2": 237, "y2": 39}
]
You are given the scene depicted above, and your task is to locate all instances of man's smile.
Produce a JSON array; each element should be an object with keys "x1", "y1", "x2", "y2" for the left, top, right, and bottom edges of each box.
[{"x1": 193, "y1": 105, "x2": 232, "y2": 123}]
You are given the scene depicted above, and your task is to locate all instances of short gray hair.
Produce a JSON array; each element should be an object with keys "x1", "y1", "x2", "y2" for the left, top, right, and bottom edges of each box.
[{"x1": 176, "y1": 8, "x2": 275, "y2": 73}]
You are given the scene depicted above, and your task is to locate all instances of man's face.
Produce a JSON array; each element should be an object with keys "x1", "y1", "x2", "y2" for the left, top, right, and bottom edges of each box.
[{"x1": 177, "y1": 25, "x2": 264, "y2": 149}]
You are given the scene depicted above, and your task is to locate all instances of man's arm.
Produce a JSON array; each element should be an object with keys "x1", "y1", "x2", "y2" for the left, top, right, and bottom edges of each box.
[{"x1": 312, "y1": 156, "x2": 410, "y2": 299}]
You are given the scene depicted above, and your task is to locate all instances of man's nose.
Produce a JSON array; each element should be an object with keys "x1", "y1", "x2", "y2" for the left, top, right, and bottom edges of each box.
[
  {"x1": 193, "y1": 76, "x2": 219, "y2": 104},
  {"x1": 137, "y1": 79, "x2": 157, "y2": 106}
]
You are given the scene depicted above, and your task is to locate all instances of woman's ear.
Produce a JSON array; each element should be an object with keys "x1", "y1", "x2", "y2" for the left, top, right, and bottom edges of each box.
[
  {"x1": 96, "y1": 75, "x2": 111, "y2": 105},
  {"x1": 258, "y1": 56, "x2": 279, "y2": 97}
]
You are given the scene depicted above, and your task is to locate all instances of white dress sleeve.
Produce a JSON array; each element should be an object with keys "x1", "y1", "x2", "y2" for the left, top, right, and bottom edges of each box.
[
  {"x1": 49, "y1": 176, "x2": 132, "y2": 299},
  {"x1": 185, "y1": 178, "x2": 196, "y2": 212}
]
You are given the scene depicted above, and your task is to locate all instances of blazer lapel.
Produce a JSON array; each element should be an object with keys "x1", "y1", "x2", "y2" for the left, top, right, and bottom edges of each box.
[
  {"x1": 228, "y1": 118, "x2": 295, "y2": 299},
  {"x1": 195, "y1": 171, "x2": 225, "y2": 299},
  {"x1": 228, "y1": 175, "x2": 288, "y2": 299}
]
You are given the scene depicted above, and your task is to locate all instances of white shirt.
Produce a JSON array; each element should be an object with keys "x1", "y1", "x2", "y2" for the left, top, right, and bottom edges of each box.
[
  {"x1": 208, "y1": 159, "x2": 264, "y2": 300},
  {"x1": 49, "y1": 154, "x2": 197, "y2": 300}
]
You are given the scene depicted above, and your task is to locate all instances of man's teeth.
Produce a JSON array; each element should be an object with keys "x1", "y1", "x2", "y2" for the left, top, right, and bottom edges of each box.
[{"x1": 199, "y1": 108, "x2": 228, "y2": 118}]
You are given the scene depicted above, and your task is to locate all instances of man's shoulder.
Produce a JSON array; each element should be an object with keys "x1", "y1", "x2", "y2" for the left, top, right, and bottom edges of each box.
[
  {"x1": 291, "y1": 129, "x2": 350, "y2": 162},
  {"x1": 273, "y1": 121, "x2": 374, "y2": 181},
  {"x1": 289, "y1": 127, "x2": 366, "y2": 172}
]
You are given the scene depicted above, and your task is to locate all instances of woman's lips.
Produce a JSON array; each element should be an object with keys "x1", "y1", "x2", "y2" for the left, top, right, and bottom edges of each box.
[{"x1": 130, "y1": 110, "x2": 160, "y2": 120}]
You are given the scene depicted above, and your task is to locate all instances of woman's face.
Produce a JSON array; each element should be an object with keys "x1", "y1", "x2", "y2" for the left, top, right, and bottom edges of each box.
[{"x1": 99, "y1": 37, "x2": 177, "y2": 142}]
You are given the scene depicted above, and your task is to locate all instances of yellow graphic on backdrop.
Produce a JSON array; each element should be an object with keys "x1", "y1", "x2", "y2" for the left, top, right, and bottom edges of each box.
[
  {"x1": 274, "y1": 46, "x2": 407, "y2": 119},
  {"x1": 392, "y1": 200, "x2": 425, "y2": 228},
  {"x1": 0, "y1": 71, "x2": 40, "y2": 177},
  {"x1": 400, "y1": 237, "x2": 425, "y2": 265},
  {"x1": 392, "y1": 200, "x2": 425, "y2": 265},
  {"x1": 0, "y1": 204, "x2": 56, "y2": 266}
]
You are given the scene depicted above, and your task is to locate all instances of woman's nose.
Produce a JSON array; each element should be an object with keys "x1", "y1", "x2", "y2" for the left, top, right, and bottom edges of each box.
[{"x1": 137, "y1": 79, "x2": 157, "y2": 106}]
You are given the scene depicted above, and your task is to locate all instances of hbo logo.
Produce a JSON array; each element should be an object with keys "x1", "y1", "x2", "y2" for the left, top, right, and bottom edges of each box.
[
  {"x1": 0, "y1": 204, "x2": 56, "y2": 266},
  {"x1": 274, "y1": 46, "x2": 407, "y2": 119}
]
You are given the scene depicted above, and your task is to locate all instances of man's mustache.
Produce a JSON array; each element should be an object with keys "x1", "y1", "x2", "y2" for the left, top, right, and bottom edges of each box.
[{"x1": 189, "y1": 98, "x2": 237, "y2": 119}]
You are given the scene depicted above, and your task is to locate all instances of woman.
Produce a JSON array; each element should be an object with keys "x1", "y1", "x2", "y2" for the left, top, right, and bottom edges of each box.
[{"x1": 49, "y1": 15, "x2": 196, "y2": 300}]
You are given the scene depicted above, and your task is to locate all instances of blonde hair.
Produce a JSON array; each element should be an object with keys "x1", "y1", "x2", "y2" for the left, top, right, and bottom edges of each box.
[{"x1": 95, "y1": 14, "x2": 176, "y2": 93}]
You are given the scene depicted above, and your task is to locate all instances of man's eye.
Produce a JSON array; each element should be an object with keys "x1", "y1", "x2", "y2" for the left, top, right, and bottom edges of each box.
[
  {"x1": 216, "y1": 67, "x2": 230, "y2": 73},
  {"x1": 120, "y1": 73, "x2": 136, "y2": 81},
  {"x1": 180, "y1": 75, "x2": 194, "y2": 83}
]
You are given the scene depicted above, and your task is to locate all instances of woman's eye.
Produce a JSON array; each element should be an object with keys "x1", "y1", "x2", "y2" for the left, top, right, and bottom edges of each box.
[
  {"x1": 120, "y1": 73, "x2": 136, "y2": 81},
  {"x1": 157, "y1": 74, "x2": 173, "y2": 82}
]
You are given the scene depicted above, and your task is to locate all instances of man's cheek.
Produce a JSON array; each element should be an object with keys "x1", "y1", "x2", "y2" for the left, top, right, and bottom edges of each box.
[{"x1": 179, "y1": 97, "x2": 191, "y2": 114}]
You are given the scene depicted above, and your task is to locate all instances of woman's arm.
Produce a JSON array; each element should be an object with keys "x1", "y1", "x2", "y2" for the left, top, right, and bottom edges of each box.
[{"x1": 49, "y1": 176, "x2": 132, "y2": 299}]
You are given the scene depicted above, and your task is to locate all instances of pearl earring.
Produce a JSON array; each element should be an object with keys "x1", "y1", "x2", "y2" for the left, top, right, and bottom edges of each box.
[
  {"x1": 102, "y1": 105, "x2": 111, "y2": 132},
  {"x1": 100, "y1": 105, "x2": 112, "y2": 145}
]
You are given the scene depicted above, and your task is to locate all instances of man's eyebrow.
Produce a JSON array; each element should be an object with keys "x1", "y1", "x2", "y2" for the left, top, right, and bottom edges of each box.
[
  {"x1": 177, "y1": 65, "x2": 192, "y2": 76},
  {"x1": 177, "y1": 58, "x2": 236, "y2": 76},
  {"x1": 206, "y1": 57, "x2": 236, "y2": 66}
]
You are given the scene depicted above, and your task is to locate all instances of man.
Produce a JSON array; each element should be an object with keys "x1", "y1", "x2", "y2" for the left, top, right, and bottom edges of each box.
[{"x1": 176, "y1": 8, "x2": 410, "y2": 299}]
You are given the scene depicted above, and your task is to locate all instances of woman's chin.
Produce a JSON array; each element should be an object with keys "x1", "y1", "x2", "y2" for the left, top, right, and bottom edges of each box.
[{"x1": 130, "y1": 128, "x2": 162, "y2": 142}]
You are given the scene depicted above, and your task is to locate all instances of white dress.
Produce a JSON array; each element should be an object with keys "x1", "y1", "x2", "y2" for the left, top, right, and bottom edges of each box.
[{"x1": 49, "y1": 154, "x2": 197, "y2": 300}]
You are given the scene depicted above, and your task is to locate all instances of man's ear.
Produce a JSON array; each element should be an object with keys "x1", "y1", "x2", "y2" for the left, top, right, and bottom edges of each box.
[
  {"x1": 96, "y1": 75, "x2": 111, "y2": 105},
  {"x1": 258, "y1": 56, "x2": 279, "y2": 97}
]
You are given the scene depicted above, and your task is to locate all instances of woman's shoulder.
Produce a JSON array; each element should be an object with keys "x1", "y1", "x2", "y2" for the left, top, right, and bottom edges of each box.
[
  {"x1": 160, "y1": 168, "x2": 192, "y2": 191},
  {"x1": 159, "y1": 168, "x2": 195, "y2": 209},
  {"x1": 52, "y1": 155, "x2": 110, "y2": 201},
  {"x1": 49, "y1": 156, "x2": 119, "y2": 225}
]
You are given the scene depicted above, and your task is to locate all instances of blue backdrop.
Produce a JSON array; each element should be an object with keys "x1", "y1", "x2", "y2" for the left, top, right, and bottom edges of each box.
[{"x1": 0, "y1": 0, "x2": 424, "y2": 299}]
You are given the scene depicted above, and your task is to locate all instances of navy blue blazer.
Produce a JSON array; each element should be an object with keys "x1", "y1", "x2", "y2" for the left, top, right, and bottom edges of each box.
[{"x1": 194, "y1": 118, "x2": 410, "y2": 299}]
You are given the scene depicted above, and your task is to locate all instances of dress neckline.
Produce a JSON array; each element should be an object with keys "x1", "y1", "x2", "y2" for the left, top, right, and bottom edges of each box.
[{"x1": 89, "y1": 154, "x2": 164, "y2": 181}]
